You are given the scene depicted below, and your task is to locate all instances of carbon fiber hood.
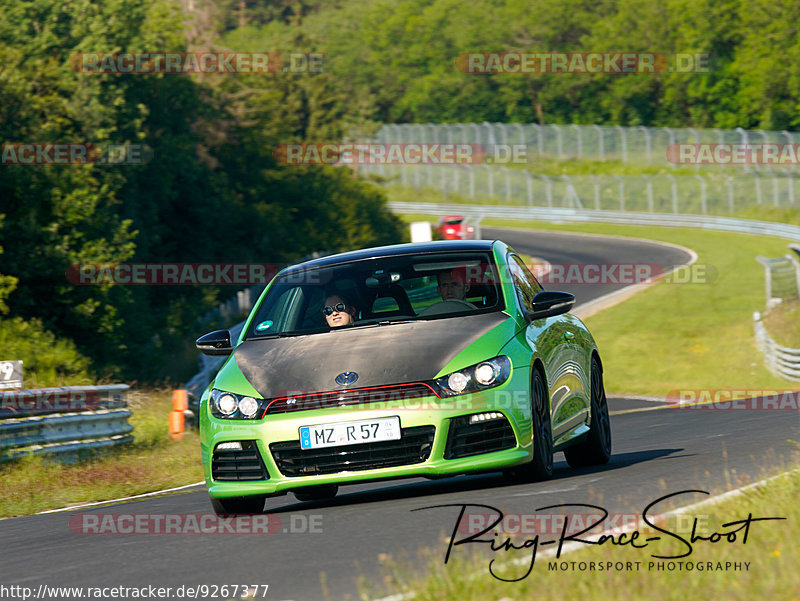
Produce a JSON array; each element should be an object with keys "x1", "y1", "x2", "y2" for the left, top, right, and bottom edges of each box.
[{"x1": 233, "y1": 312, "x2": 509, "y2": 399}]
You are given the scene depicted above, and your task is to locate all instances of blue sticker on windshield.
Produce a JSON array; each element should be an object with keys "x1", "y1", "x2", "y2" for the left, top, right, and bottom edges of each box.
[{"x1": 255, "y1": 320, "x2": 273, "y2": 332}]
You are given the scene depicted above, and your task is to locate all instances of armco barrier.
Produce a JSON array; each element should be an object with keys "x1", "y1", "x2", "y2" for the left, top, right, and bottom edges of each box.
[
  {"x1": 0, "y1": 385, "x2": 133, "y2": 461},
  {"x1": 387, "y1": 201, "x2": 800, "y2": 241},
  {"x1": 754, "y1": 312, "x2": 800, "y2": 381}
]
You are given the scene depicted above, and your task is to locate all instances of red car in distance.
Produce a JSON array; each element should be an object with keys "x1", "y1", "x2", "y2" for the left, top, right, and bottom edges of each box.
[{"x1": 434, "y1": 215, "x2": 476, "y2": 240}]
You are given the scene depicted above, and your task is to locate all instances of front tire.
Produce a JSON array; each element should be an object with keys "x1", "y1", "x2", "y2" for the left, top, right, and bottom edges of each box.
[
  {"x1": 506, "y1": 367, "x2": 553, "y2": 481},
  {"x1": 210, "y1": 495, "x2": 266, "y2": 514},
  {"x1": 564, "y1": 356, "x2": 612, "y2": 467}
]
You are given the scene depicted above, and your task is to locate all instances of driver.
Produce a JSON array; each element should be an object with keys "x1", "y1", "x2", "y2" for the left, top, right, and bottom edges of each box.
[
  {"x1": 322, "y1": 293, "x2": 358, "y2": 328},
  {"x1": 437, "y1": 267, "x2": 471, "y2": 302}
]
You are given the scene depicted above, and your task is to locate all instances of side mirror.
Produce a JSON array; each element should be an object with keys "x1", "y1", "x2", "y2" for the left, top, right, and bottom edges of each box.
[
  {"x1": 525, "y1": 291, "x2": 575, "y2": 321},
  {"x1": 196, "y1": 329, "x2": 233, "y2": 356}
]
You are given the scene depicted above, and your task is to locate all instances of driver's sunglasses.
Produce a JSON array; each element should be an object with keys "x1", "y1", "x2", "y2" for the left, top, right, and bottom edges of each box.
[{"x1": 322, "y1": 302, "x2": 347, "y2": 316}]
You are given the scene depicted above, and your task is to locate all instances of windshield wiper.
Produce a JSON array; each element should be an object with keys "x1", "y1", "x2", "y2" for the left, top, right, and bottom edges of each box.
[{"x1": 353, "y1": 318, "x2": 417, "y2": 327}]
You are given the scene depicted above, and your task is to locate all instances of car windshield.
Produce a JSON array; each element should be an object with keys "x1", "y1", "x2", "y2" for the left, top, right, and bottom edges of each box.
[{"x1": 245, "y1": 251, "x2": 504, "y2": 338}]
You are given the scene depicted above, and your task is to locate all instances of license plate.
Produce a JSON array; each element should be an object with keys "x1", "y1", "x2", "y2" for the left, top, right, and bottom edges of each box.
[{"x1": 299, "y1": 416, "x2": 401, "y2": 450}]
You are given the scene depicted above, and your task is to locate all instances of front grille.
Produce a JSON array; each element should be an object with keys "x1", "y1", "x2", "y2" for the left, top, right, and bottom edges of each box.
[
  {"x1": 212, "y1": 441, "x2": 270, "y2": 481},
  {"x1": 264, "y1": 383, "x2": 437, "y2": 415},
  {"x1": 269, "y1": 425, "x2": 435, "y2": 477},
  {"x1": 444, "y1": 415, "x2": 516, "y2": 459}
]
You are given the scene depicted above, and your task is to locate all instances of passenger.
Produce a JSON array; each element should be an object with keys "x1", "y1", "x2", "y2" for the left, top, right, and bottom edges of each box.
[{"x1": 322, "y1": 293, "x2": 358, "y2": 327}]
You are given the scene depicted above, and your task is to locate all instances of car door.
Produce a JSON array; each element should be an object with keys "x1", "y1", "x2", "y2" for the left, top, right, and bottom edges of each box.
[{"x1": 507, "y1": 253, "x2": 589, "y2": 441}]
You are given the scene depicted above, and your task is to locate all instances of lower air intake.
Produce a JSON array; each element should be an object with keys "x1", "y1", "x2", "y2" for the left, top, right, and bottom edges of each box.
[
  {"x1": 444, "y1": 414, "x2": 516, "y2": 459},
  {"x1": 212, "y1": 441, "x2": 270, "y2": 481}
]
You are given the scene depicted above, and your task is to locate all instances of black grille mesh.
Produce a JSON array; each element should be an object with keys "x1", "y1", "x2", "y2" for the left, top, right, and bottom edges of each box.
[
  {"x1": 444, "y1": 415, "x2": 516, "y2": 459},
  {"x1": 212, "y1": 441, "x2": 270, "y2": 481}
]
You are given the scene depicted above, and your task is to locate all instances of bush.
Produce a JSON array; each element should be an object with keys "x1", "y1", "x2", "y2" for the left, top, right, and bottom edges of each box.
[{"x1": 0, "y1": 317, "x2": 92, "y2": 387}]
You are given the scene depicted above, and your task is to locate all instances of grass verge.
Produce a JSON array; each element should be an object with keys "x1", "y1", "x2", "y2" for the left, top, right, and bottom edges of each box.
[
  {"x1": 0, "y1": 389, "x2": 203, "y2": 518},
  {"x1": 360, "y1": 465, "x2": 800, "y2": 601},
  {"x1": 763, "y1": 300, "x2": 800, "y2": 348}
]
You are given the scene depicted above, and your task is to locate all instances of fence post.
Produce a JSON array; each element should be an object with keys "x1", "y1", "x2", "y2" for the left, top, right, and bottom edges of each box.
[
  {"x1": 643, "y1": 175, "x2": 654, "y2": 212},
  {"x1": 538, "y1": 174, "x2": 553, "y2": 207},
  {"x1": 638, "y1": 126, "x2": 651, "y2": 163},
  {"x1": 753, "y1": 172, "x2": 762, "y2": 204},
  {"x1": 770, "y1": 171, "x2": 780, "y2": 206},
  {"x1": 591, "y1": 175, "x2": 600, "y2": 209},
  {"x1": 736, "y1": 127, "x2": 750, "y2": 173},
  {"x1": 615, "y1": 125, "x2": 627, "y2": 163},
  {"x1": 514, "y1": 123, "x2": 524, "y2": 146},
  {"x1": 526, "y1": 171, "x2": 534, "y2": 205},
  {"x1": 551, "y1": 124, "x2": 563, "y2": 156},
  {"x1": 593, "y1": 125, "x2": 604, "y2": 160},
  {"x1": 664, "y1": 127, "x2": 676, "y2": 168},
  {"x1": 789, "y1": 253, "x2": 800, "y2": 299},
  {"x1": 724, "y1": 174, "x2": 734, "y2": 213},
  {"x1": 532, "y1": 123, "x2": 544, "y2": 158},
  {"x1": 689, "y1": 128, "x2": 700, "y2": 172},
  {"x1": 695, "y1": 174, "x2": 707, "y2": 214},
  {"x1": 562, "y1": 175, "x2": 582, "y2": 208},
  {"x1": 571, "y1": 124, "x2": 583, "y2": 158},
  {"x1": 613, "y1": 175, "x2": 625, "y2": 211},
  {"x1": 666, "y1": 173, "x2": 678, "y2": 213},
  {"x1": 501, "y1": 166, "x2": 512, "y2": 202}
]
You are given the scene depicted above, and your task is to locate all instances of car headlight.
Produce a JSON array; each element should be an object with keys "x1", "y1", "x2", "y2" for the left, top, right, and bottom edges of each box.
[
  {"x1": 209, "y1": 389, "x2": 266, "y2": 419},
  {"x1": 434, "y1": 356, "x2": 511, "y2": 397}
]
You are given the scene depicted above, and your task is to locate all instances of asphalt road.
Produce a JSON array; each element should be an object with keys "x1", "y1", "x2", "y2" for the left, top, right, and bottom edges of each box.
[{"x1": 1, "y1": 228, "x2": 796, "y2": 601}]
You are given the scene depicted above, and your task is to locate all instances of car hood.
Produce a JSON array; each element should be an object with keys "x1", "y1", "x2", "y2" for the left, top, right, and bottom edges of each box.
[{"x1": 233, "y1": 312, "x2": 509, "y2": 399}]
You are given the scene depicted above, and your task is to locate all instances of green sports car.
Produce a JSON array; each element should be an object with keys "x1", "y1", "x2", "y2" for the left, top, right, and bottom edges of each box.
[{"x1": 197, "y1": 240, "x2": 611, "y2": 513}]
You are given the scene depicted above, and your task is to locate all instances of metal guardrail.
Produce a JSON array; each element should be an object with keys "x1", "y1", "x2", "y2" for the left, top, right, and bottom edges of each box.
[
  {"x1": 754, "y1": 247, "x2": 800, "y2": 381},
  {"x1": 387, "y1": 201, "x2": 800, "y2": 241},
  {"x1": 754, "y1": 312, "x2": 800, "y2": 381},
  {"x1": 756, "y1": 255, "x2": 800, "y2": 308},
  {"x1": 0, "y1": 385, "x2": 133, "y2": 461}
]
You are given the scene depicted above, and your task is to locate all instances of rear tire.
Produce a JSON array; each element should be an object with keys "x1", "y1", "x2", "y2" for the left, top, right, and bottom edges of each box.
[
  {"x1": 210, "y1": 495, "x2": 266, "y2": 514},
  {"x1": 293, "y1": 484, "x2": 339, "y2": 502},
  {"x1": 564, "y1": 356, "x2": 612, "y2": 467}
]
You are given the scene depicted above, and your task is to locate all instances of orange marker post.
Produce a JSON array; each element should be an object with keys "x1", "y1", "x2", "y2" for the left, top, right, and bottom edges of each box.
[{"x1": 169, "y1": 389, "x2": 188, "y2": 439}]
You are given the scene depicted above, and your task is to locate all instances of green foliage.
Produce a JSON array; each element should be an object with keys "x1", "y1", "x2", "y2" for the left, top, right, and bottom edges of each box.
[
  {"x1": 0, "y1": 317, "x2": 92, "y2": 387},
  {"x1": 219, "y1": 0, "x2": 800, "y2": 129},
  {"x1": 0, "y1": 0, "x2": 404, "y2": 384}
]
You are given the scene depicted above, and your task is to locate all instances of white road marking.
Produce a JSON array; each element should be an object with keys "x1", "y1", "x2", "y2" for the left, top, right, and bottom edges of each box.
[{"x1": 35, "y1": 480, "x2": 206, "y2": 514}]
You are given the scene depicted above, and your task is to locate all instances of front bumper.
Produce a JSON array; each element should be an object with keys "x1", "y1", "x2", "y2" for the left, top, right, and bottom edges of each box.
[{"x1": 200, "y1": 373, "x2": 534, "y2": 499}]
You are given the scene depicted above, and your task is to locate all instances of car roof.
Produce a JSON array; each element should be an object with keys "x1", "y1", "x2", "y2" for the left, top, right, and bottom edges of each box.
[{"x1": 283, "y1": 240, "x2": 498, "y2": 273}]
